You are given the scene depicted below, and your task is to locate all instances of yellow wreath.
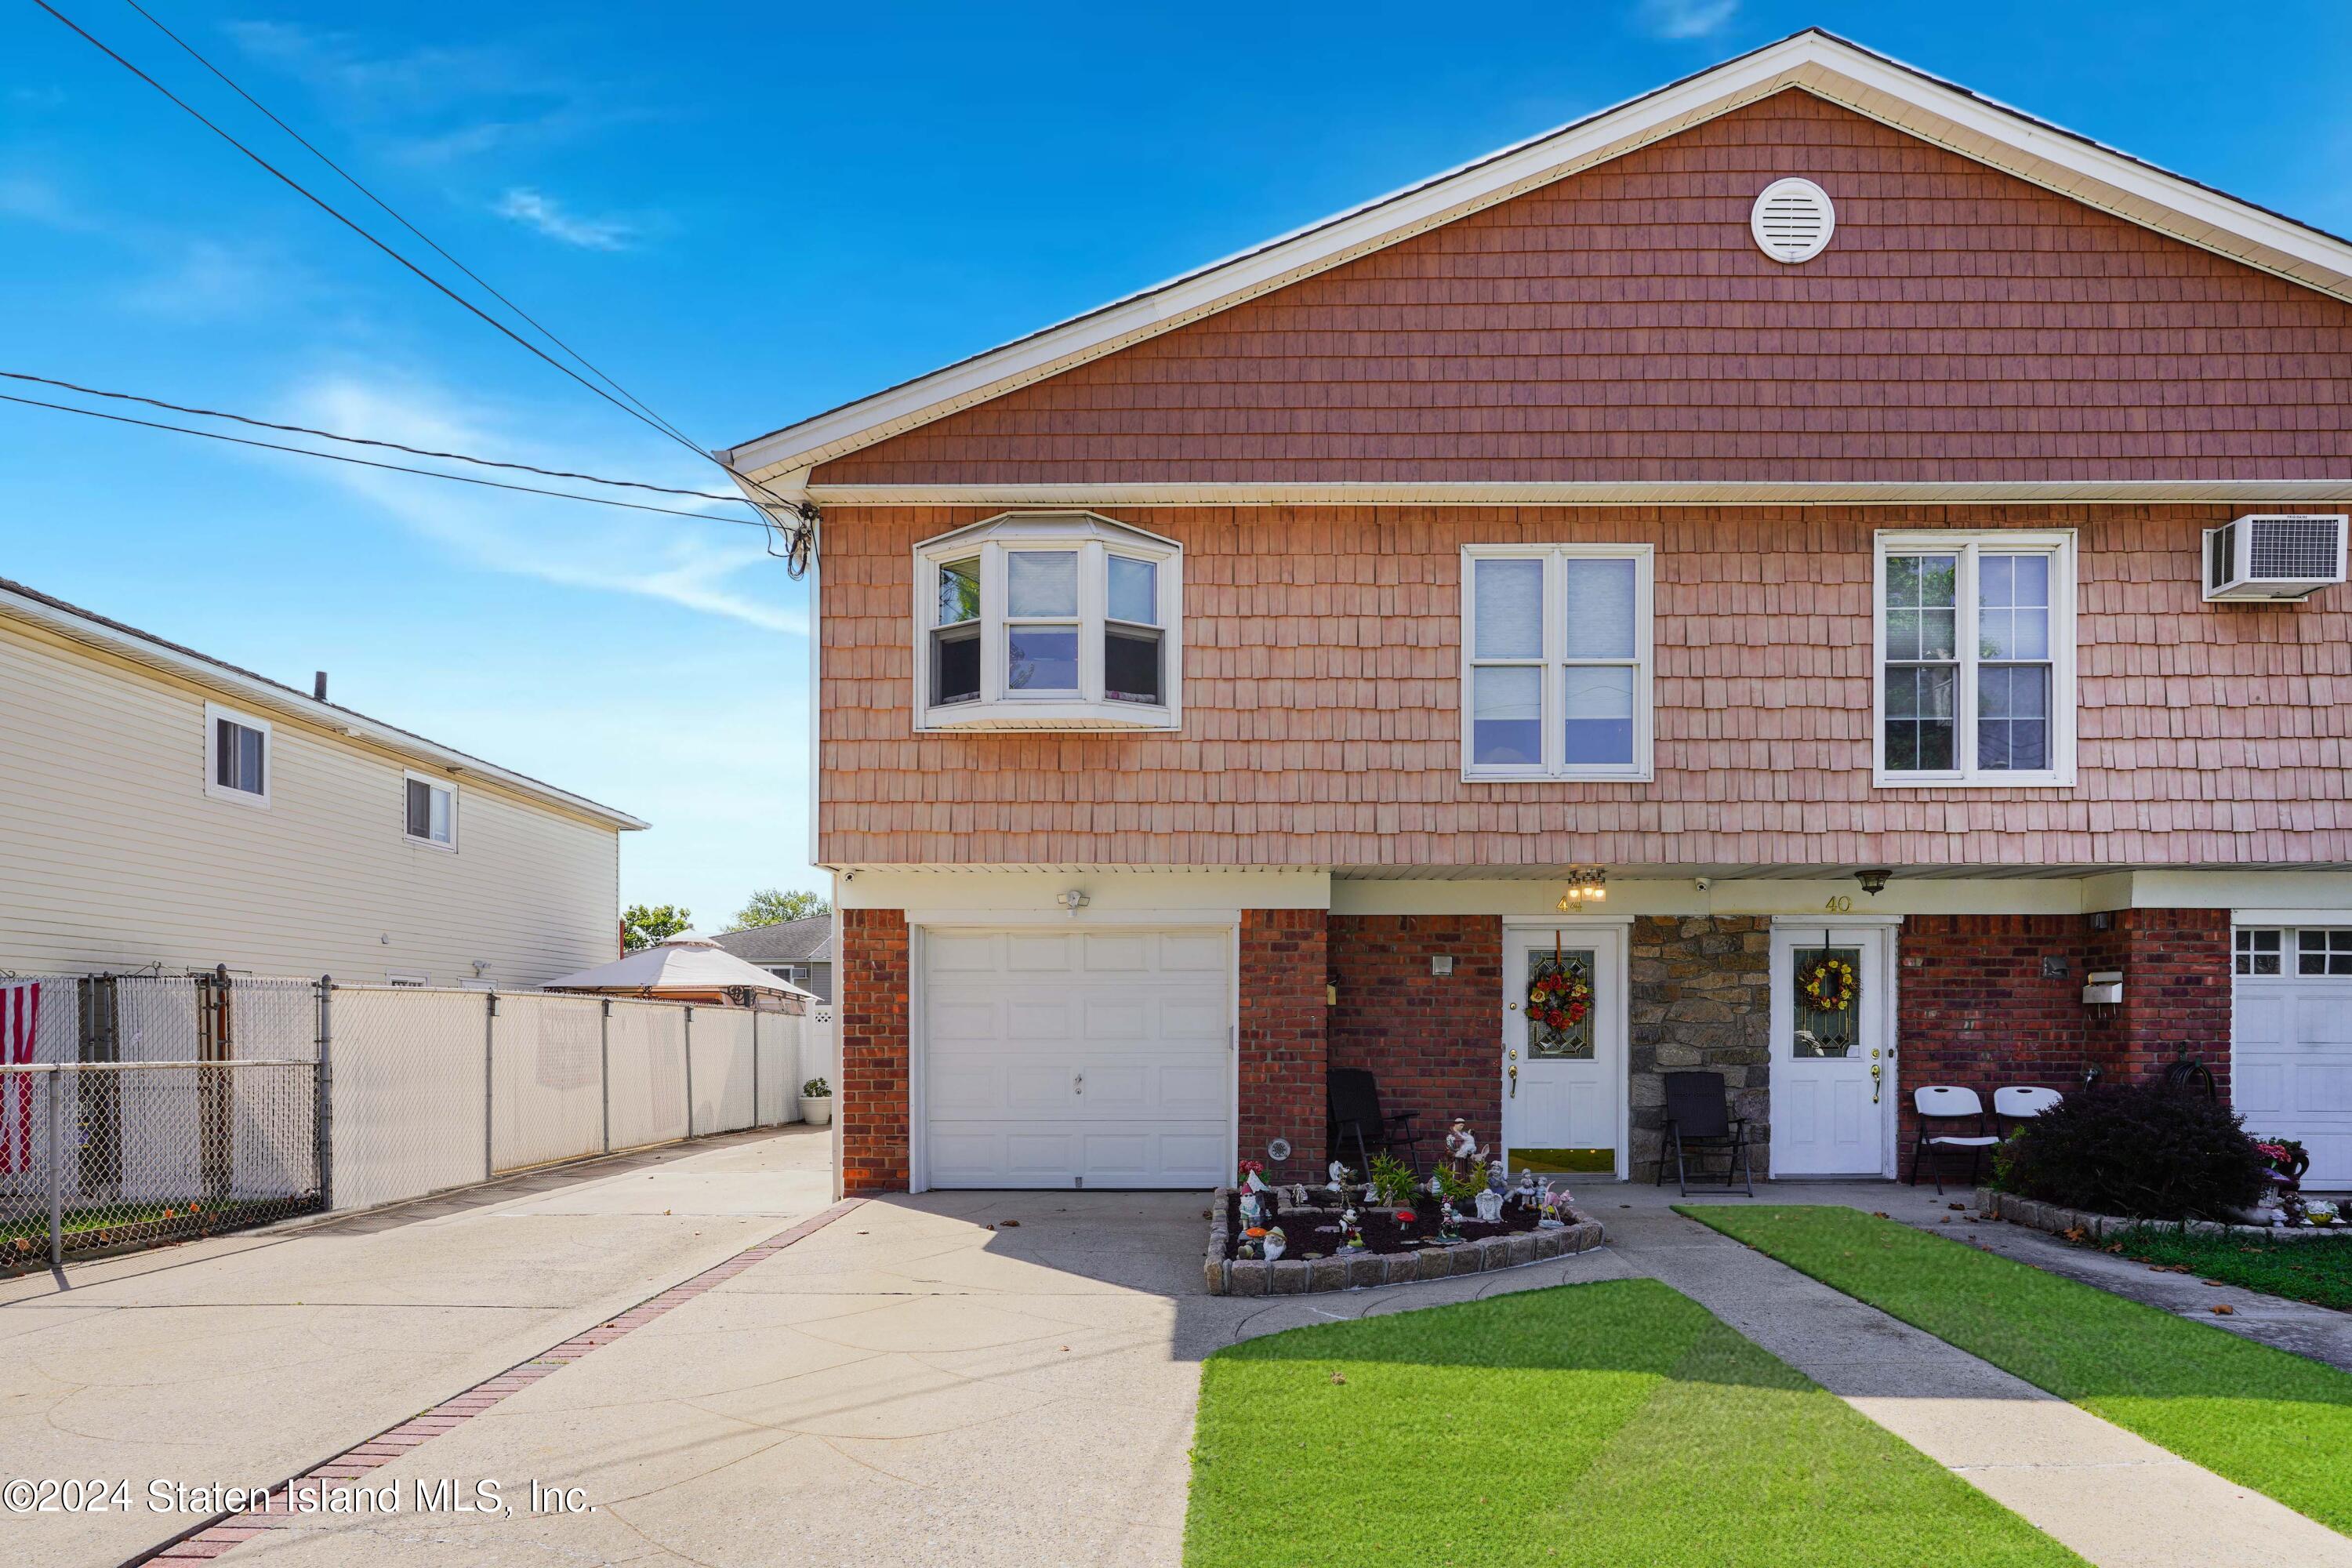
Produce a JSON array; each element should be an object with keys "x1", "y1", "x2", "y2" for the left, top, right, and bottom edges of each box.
[{"x1": 1796, "y1": 954, "x2": 1858, "y2": 1014}]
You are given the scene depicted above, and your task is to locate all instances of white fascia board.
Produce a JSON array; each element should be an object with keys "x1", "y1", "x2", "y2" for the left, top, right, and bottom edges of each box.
[
  {"x1": 809, "y1": 480, "x2": 2352, "y2": 509},
  {"x1": 0, "y1": 584, "x2": 650, "y2": 832},
  {"x1": 729, "y1": 31, "x2": 2352, "y2": 485}
]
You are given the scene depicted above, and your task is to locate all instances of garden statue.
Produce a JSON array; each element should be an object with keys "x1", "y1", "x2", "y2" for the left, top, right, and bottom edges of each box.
[
  {"x1": 1515, "y1": 1169, "x2": 1539, "y2": 1205},
  {"x1": 1329, "y1": 1159, "x2": 1351, "y2": 1192},
  {"x1": 1474, "y1": 1186, "x2": 1504, "y2": 1223},
  {"x1": 1427, "y1": 1171, "x2": 1446, "y2": 1197},
  {"x1": 1486, "y1": 1160, "x2": 1508, "y2": 1195},
  {"x1": 1263, "y1": 1225, "x2": 1287, "y2": 1261},
  {"x1": 1537, "y1": 1181, "x2": 1567, "y2": 1229},
  {"x1": 1240, "y1": 1189, "x2": 1264, "y2": 1226},
  {"x1": 1443, "y1": 1119, "x2": 1488, "y2": 1165}
]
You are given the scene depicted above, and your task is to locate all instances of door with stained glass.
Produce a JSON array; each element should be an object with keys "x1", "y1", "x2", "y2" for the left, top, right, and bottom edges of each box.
[
  {"x1": 1502, "y1": 925, "x2": 1624, "y2": 1178},
  {"x1": 1769, "y1": 924, "x2": 1893, "y2": 1176}
]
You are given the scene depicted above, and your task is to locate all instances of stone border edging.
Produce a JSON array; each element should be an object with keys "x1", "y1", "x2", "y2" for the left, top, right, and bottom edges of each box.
[
  {"x1": 1977, "y1": 1189, "x2": 2347, "y2": 1243},
  {"x1": 1203, "y1": 1185, "x2": 1605, "y2": 1295}
]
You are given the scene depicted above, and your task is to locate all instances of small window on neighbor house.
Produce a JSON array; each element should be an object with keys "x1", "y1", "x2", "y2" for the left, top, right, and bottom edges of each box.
[
  {"x1": 2236, "y1": 928, "x2": 2282, "y2": 975},
  {"x1": 2299, "y1": 930, "x2": 2352, "y2": 976},
  {"x1": 404, "y1": 775, "x2": 456, "y2": 848},
  {"x1": 1462, "y1": 546, "x2": 1652, "y2": 781},
  {"x1": 204, "y1": 703, "x2": 271, "y2": 805}
]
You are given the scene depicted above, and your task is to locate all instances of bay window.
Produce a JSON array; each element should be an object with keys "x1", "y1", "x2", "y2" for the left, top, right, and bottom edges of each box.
[
  {"x1": 1461, "y1": 544, "x2": 1653, "y2": 781},
  {"x1": 913, "y1": 512, "x2": 1181, "y2": 731},
  {"x1": 1875, "y1": 530, "x2": 2075, "y2": 786}
]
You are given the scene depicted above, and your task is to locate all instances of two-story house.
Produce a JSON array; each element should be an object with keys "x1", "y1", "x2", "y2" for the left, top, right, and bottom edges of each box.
[{"x1": 726, "y1": 31, "x2": 2352, "y2": 1198}]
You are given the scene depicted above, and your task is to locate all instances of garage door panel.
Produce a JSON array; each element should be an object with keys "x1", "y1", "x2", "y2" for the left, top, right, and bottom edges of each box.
[
  {"x1": 2296, "y1": 1065, "x2": 2352, "y2": 1114},
  {"x1": 2236, "y1": 931, "x2": 2352, "y2": 1190},
  {"x1": 923, "y1": 925, "x2": 1230, "y2": 1189},
  {"x1": 2235, "y1": 1062, "x2": 2287, "y2": 1116},
  {"x1": 2293, "y1": 999, "x2": 2352, "y2": 1046}
]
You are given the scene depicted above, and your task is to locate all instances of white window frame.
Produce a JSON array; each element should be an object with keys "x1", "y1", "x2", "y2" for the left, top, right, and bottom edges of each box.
[
  {"x1": 1873, "y1": 529, "x2": 2078, "y2": 789},
  {"x1": 1459, "y1": 543, "x2": 1655, "y2": 782},
  {"x1": 911, "y1": 511, "x2": 1182, "y2": 732},
  {"x1": 202, "y1": 702, "x2": 273, "y2": 808},
  {"x1": 402, "y1": 769, "x2": 459, "y2": 852}
]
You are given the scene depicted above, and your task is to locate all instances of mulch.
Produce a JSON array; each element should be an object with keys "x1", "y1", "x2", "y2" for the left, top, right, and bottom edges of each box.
[{"x1": 1223, "y1": 1186, "x2": 1546, "y2": 1262}]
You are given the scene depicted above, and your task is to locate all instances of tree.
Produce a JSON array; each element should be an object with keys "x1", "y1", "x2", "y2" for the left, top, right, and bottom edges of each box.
[
  {"x1": 622, "y1": 902, "x2": 692, "y2": 952},
  {"x1": 734, "y1": 887, "x2": 832, "y2": 928}
]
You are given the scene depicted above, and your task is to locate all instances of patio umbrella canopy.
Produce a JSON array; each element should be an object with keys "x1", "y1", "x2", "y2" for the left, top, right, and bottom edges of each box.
[{"x1": 541, "y1": 933, "x2": 815, "y2": 1004}]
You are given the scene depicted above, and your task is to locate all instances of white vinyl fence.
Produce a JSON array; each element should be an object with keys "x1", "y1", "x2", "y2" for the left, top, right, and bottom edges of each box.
[{"x1": 2, "y1": 971, "x2": 810, "y2": 1268}]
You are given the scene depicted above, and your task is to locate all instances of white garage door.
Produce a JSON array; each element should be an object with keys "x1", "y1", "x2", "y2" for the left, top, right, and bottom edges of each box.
[
  {"x1": 2233, "y1": 926, "x2": 2352, "y2": 1189},
  {"x1": 921, "y1": 926, "x2": 1231, "y2": 1189}
]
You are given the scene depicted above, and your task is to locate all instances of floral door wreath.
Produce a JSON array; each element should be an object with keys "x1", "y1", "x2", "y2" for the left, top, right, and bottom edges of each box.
[
  {"x1": 1526, "y1": 935, "x2": 1594, "y2": 1054},
  {"x1": 1796, "y1": 953, "x2": 1859, "y2": 1014}
]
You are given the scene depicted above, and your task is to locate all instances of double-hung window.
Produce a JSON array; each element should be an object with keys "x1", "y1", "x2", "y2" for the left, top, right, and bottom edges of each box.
[
  {"x1": 203, "y1": 702, "x2": 271, "y2": 807},
  {"x1": 1461, "y1": 545, "x2": 1653, "y2": 781},
  {"x1": 913, "y1": 512, "x2": 1181, "y2": 731},
  {"x1": 405, "y1": 771, "x2": 457, "y2": 850},
  {"x1": 1875, "y1": 531, "x2": 2076, "y2": 786}
]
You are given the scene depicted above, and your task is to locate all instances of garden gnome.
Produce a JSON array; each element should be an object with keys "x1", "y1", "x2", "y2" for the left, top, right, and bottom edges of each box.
[
  {"x1": 1240, "y1": 1189, "x2": 1264, "y2": 1225},
  {"x1": 1264, "y1": 1225, "x2": 1287, "y2": 1262}
]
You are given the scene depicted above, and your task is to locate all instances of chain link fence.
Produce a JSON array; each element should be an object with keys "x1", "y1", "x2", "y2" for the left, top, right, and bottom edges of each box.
[{"x1": 1, "y1": 971, "x2": 809, "y2": 1272}]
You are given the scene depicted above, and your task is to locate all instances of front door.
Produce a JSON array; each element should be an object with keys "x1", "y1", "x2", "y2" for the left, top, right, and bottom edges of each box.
[
  {"x1": 1769, "y1": 924, "x2": 1893, "y2": 1176},
  {"x1": 1503, "y1": 925, "x2": 1624, "y2": 1178}
]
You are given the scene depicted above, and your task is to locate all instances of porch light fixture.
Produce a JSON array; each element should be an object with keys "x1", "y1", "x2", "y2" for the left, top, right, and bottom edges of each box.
[
  {"x1": 1555, "y1": 868, "x2": 1608, "y2": 910},
  {"x1": 1855, "y1": 869, "x2": 1891, "y2": 897}
]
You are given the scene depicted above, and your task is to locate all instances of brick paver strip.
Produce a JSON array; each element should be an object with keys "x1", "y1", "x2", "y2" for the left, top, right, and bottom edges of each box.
[{"x1": 127, "y1": 1198, "x2": 862, "y2": 1565}]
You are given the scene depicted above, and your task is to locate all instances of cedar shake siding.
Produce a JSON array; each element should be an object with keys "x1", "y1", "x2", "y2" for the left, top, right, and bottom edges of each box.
[
  {"x1": 815, "y1": 93, "x2": 2352, "y2": 491},
  {"x1": 818, "y1": 503, "x2": 2352, "y2": 869}
]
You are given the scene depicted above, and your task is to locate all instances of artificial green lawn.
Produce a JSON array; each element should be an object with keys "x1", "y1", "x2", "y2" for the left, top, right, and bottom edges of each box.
[
  {"x1": 1182, "y1": 1279, "x2": 2082, "y2": 1568},
  {"x1": 1681, "y1": 1205, "x2": 2352, "y2": 1537},
  {"x1": 2104, "y1": 1223, "x2": 2352, "y2": 1312}
]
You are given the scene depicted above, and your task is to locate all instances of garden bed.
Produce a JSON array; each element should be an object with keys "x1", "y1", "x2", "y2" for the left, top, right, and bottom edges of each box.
[
  {"x1": 1978, "y1": 1189, "x2": 2348, "y2": 1243},
  {"x1": 1203, "y1": 1184, "x2": 1602, "y2": 1295}
]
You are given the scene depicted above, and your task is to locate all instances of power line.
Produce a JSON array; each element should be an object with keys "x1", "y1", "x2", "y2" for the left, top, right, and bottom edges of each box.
[
  {"x1": 115, "y1": 0, "x2": 702, "y2": 456},
  {"x1": 0, "y1": 369, "x2": 743, "y2": 499},
  {"x1": 0, "y1": 390, "x2": 771, "y2": 526},
  {"x1": 34, "y1": 2, "x2": 793, "y2": 524}
]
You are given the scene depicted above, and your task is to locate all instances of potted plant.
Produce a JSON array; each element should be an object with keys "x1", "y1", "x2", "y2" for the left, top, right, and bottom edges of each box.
[{"x1": 800, "y1": 1076, "x2": 833, "y2": 1127}]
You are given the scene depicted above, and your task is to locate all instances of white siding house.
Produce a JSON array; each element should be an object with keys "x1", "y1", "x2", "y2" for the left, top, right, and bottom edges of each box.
[{"x1": 0, "y1": 576, "x2": 646, "y2": 985}]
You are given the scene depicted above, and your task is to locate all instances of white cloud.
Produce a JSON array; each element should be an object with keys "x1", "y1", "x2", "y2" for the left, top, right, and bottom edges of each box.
[
  {"x1": 121, "y1": 239, "x2": 302, "y2": 321},
  {"x1": 494, "y1": 187, "x2": 634, "y2": 251},
  {"x1": 1635, "y1": 0, "x2": 1738, "y2": 40},
  {"x1": 277, "y1": 375, "x2": 804, "y2": 635}
]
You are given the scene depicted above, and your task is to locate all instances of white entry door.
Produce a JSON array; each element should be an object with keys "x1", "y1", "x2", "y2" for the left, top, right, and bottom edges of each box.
[
  {"x1": 1502, "y1": 925, "x2": 1625, "y2": 1177},
  {"x1": 920, "y1": 925, "x2": 1232, "y2": 1189},
  {"x1": 2232, "y1": 926, "x2": 2352, "y2": 1189},
  {"x1": 1770, "y1": 924, "x2": 1895, "y2": 1177}
]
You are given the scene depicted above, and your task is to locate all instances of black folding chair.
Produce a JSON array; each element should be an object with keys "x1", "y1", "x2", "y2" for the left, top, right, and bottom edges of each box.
[
  {"x1": 1326, "y1": 1068, "x2": 1427, "y2": 1181},
  {"x1": 1654, "y1": 1070, "x2": 1753, "y2": 1196}
]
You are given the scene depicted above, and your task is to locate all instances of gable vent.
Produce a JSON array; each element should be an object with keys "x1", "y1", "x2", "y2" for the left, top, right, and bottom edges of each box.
[{"x1": 1751, "y1": 178, "x2": 1835, "y2": 263}]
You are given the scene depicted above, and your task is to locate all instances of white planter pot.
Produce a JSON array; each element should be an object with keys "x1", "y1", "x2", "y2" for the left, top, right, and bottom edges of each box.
[{"x1": 802, "y1": 1097, "x2": 833, "y2": 1127}]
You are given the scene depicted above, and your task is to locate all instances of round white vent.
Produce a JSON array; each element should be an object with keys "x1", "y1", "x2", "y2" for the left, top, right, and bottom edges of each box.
[{"x1": 1751, "y1": 178, "x2": 1835, "y2": 263}]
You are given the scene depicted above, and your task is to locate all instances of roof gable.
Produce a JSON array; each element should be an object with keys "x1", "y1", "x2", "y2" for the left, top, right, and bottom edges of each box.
[{"x1": 728, "y1": 30, "x2": 2352, "y2": 499}]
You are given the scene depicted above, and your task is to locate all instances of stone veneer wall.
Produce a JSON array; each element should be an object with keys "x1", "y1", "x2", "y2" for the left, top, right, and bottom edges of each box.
[
  {"x1": 837, "y1": 908, "x2": 910, "y2": 1195},
  {"x1": 1327, "y1": 914, "x2": 1504, "y2": 1161},
  {"x1": 1238, "y1": 909, "x2": 1328, "y2": 1185},
  {"x1": 1628, "y1": 916, "x2": 1773, "y2": 1180}
]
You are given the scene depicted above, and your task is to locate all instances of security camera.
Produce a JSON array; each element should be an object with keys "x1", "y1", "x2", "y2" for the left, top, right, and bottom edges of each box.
[{"x1": 1693, "y1": 877, "x2": 1712, "y2": 893}]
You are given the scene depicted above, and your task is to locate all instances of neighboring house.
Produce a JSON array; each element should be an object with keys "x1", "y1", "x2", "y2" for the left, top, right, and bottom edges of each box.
[
  {"x1": 0, "y1": 575, "x2": 647, "y2": 986},
  {"x1": 710, "y1": 915, "x2": 833, "y2": 1000},
  {"x1": 726, "y1": 31, "x2": 2352, "y2": 1198}
]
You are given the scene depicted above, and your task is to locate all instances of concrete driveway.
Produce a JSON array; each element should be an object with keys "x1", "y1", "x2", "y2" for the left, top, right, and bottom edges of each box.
[{"x1": 2, "y1": 1126, "x2": 835, "y2": 1568}]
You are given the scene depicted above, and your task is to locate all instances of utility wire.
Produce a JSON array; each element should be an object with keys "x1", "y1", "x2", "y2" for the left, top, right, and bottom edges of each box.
[
  {"x1": 115, "y1": 0, "x2": 702, "y2": 455},
  {"x1": 0, "y1": 369, "x2": 743, "y2": 500},
  {"x1": 0, "y1": 390, "x2": 771, "y2": 526},
  {"x1": 36, "y1": 0, "x2": 808, "y2": 546}
]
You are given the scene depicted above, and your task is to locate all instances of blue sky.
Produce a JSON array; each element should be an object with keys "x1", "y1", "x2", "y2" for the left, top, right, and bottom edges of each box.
[{"x1": 5, "y1": 2, "x2": 2349, "y2": 924}]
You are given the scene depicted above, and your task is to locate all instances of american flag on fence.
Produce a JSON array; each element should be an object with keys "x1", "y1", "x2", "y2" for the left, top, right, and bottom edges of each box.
[{"x1": 2, "y1": 982, "x2": 38, "y2": 1175}]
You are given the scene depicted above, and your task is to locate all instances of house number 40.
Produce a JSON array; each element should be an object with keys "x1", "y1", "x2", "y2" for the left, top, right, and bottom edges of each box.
[{"x1": 1822, "y1": 895, "x2": 1853, "y2": 913}]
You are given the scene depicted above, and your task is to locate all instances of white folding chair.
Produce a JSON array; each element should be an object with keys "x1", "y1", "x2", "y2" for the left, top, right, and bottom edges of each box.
[
  {"x1": 1911, "y1": 1085, "x2": 1998, "y2": 1193},
  {"x1": 1992, "y1": 1084, "x2": 2063, "y2": 1135}
]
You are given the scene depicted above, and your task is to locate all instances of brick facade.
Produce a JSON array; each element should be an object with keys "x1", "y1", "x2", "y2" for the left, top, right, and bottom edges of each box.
[
  {"x1": 1896, "y1": 910, "x2": 2231, "y2": 1171},
  {"x1": 1327, "y1": 915, "x2": 1504, "y2": 1165},
  {"x1": 1629, "y1": 917, "x2": 1773, "y2": 1180},
  {"x1": 837, "y1": 908, "x2": 910, "y2": 1195},
  {"x1": 1237, "y1": 908, "x2": 1328, "y2": 1185}
]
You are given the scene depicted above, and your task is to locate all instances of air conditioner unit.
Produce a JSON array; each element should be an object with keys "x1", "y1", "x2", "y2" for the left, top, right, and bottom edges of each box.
[{"x1": 2202, "y1": 514, "x2": 2348, "y2": 601}]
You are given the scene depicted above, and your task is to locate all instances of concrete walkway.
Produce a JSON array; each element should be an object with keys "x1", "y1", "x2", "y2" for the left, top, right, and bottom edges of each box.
[
  {"x1": 2, "y1": 1126, "x2": 835, "y2": 1568},
  {"x1": 1606, "y1": 1185, "x2": 2352, "y2": 1568}
]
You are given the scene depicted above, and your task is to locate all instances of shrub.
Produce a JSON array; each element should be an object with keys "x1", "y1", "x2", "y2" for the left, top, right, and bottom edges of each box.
[
  {"x1": 801, "y1": 1077, "x2": 830, "y2": 1098},
  {"x1": 1994, "y1": 1083, "x2": 2268, "y2": 1221}
]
